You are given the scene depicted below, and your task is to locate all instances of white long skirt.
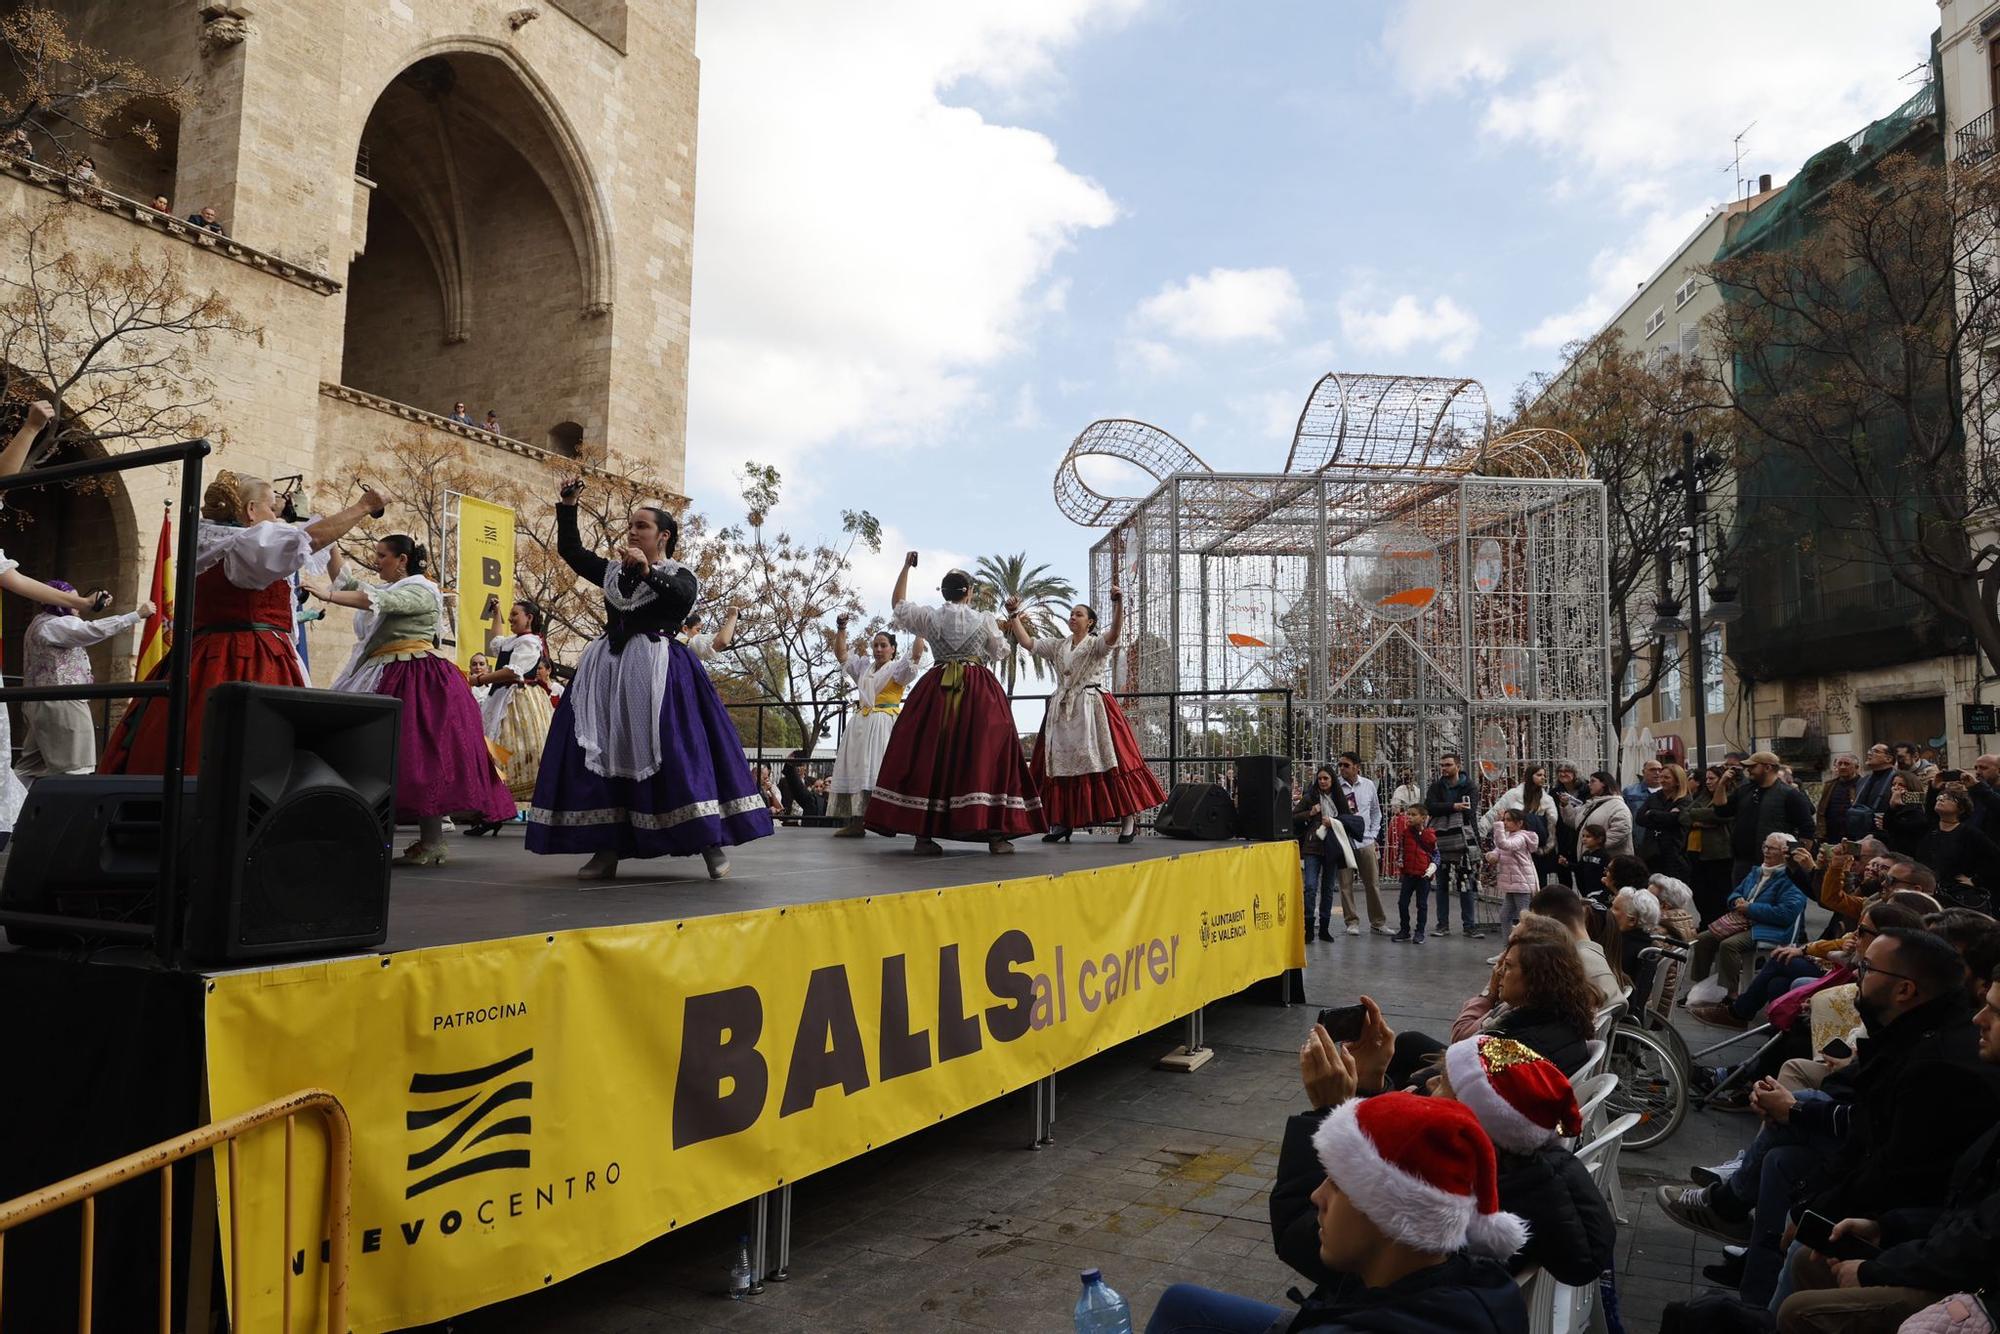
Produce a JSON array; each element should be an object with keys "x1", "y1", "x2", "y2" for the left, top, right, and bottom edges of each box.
[{"x1": 827, "y1": 709, "x2": 897, "y2": 818}]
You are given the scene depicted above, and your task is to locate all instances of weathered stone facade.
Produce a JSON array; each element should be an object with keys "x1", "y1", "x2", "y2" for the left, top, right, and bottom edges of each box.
[{"x1": 1, "y1": 0, "x2": 696, "y2": 688}]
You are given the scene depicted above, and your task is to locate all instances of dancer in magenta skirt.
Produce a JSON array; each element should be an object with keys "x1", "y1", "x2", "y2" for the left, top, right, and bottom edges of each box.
[
  {"x1": 526, "y1": 479, "x2": 772, "y2": 881},
  {"x1": 314, "y1": 534, "x2": 515, "y2": 866}
]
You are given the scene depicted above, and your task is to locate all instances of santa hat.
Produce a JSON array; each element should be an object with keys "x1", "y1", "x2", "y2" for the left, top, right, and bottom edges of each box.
[
  {"x1": 1312, "y1": 1091, "x2": 1529, "y2": 1259},
  {"x1": 1443, "y1": 1035, "x2": 1583, "y2": 1154}
]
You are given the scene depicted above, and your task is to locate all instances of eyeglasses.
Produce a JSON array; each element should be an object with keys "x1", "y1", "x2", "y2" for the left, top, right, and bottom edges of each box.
[{"x1": 1854, "y1": 959, "x2": 1915, "y2": 984}]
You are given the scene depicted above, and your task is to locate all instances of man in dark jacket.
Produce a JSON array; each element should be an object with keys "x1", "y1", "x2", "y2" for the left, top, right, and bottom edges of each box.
[
  {"x1": 1424, "y1": 753, "x2": 1484, "y2": 939},
  {"x1": 1774, "y1": 961, "x2": 2000, "y2": 1331},
  {"x1": 1815, "y1": 753, "x2": 1859, "y2": 842},
  {"x1": 1716, "y1": 751, "x2": 1817, "y2": 882},
  {"x1": 1150, "y1": 1027, "x2": 1528, "y2": 1333}
]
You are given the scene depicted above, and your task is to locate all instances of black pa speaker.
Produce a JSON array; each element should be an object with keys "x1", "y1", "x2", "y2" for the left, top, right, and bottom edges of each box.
[
  {"x1": 1155, "y1": 782, "x2": 1236, "y2": 840},
  {"x1": 0, "y1": 775, "x2": 198, "y2": 946},
  {"x1": 184, "y1": 683, "x2": 401, "y2": 962},
  {"x1": 1234, "y1": 754, "x2": 1293, "y2": 842}
]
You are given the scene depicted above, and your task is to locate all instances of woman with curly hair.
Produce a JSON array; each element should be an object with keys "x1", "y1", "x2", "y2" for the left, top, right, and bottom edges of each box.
[
  {"x1": 1379, "y1": 922, "x2": 1600, "y2": 1088},
  {"x1": 102, "y1": 470, "x2": 389, "y2": 775}
]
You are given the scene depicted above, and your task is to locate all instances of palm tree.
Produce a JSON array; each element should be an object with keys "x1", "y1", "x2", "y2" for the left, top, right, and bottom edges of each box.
[{"x1": 974, "y1": 552, "x2": 1078, "y2": 693}]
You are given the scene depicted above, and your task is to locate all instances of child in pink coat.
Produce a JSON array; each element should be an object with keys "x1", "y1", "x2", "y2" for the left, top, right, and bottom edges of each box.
[{"x1": 1485, "y1": 807, "x2": 1541, "y2": 935}]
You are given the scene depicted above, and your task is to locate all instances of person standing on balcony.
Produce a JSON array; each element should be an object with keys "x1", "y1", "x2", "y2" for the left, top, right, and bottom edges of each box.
[{"x1": 1006, "y1": 584, "x2": 1165, "y2": 846}]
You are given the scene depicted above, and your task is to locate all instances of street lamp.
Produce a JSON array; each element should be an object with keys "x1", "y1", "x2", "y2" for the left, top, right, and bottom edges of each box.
[{"x1": 1660, "y1": 429, "x2": 1736, "y2": 765}]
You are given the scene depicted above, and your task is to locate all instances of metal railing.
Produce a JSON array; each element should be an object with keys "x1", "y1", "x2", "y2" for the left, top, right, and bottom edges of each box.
[
  {"x1": 0, "y1": 437, "x2": 207, "y2": 961},
  {"x1": 0, "y1": 1088, "x2": 352, "y2": 1334},
  {"x1": 1956, "y1": 107, "x2": 1997, "y2": 169},
  {"x1": 734, "y1": 685, "x2": 1295, "y2": 823}
]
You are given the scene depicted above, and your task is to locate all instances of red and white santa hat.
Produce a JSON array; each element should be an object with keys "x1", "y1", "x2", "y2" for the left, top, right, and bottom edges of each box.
[
  {"x1": 1311, "y1": 1091, "x2": 1529, "y2": 1259},
  {"x1": 1444, "y1": 1034, "x2": 1584, "y2": 1155}
]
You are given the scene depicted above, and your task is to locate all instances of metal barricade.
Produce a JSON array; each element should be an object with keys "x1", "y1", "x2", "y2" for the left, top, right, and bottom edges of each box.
[{"x1": 0, "y1": 1088, "x2": 352, "y2": 1334}]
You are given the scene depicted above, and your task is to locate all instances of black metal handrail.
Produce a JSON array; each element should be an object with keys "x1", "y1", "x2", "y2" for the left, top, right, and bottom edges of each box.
[
  {"x1": 0, "y1": 437, "x2": 208, "y2": 960},
  {"x1": 1957, "y1": 108, "x2": 1997, "y2": 168},
  {"x1": 736, "y1": 685, "x2": 1295, "y2": 818}
]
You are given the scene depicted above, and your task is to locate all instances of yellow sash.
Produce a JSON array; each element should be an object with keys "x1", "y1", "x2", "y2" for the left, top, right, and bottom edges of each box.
[
  {"x1": 365, "y1": 637, "x2": 440, "y2": 663},
  {"x1": 858, "y1": 677, "x2": 907, "y2": 717}
]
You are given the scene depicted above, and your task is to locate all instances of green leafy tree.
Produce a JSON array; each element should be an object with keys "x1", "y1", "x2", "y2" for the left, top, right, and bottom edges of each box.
[{"x1": 974, "y1": 552, "x2": 1076, "y2": 693}]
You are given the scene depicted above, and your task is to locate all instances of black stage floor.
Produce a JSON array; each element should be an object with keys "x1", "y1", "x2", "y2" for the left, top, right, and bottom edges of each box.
[{"x1": 369, "y1": 825, "x2": 1190, "y2": 953}]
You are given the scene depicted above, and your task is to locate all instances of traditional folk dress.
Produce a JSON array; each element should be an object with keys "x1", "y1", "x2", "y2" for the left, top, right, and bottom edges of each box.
[
  {"x1": 328, "y1": 571, "x2": 515, "y2": 825},
  {"x1": 0, "y1": 542, "x2": 27, "y2": 831},
  {"x1": 526, "y1": 503, "x2": 773, "y2": 859},
  {"x1": 827, "y1": 649, "x2": 920, "y2": 819},
  {"x1": 102, "y1": 520, "x2": 315, "y2": 775},
  {"x1": 864, "y1": 601, "x2": 1044, "y2": 841},
  {"x1": 479, "y1": 631, "x2": 553, "y2": 801},
  {"x1": 16, "y1": 605, "x2": 145, "y2": 778},
  {"x1": 1026, "y1": 632, "x2": 1166, "y2": 828}
]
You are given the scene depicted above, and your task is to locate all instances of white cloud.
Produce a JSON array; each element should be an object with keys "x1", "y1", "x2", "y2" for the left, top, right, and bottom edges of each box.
[
  {"x1": 1134, "y1": 266, "x2": 1305, "y2": 343},
  {"x1": 1229, "y1": 388, "x2": 1300, "y2": 446},
  {"x1": 687, "y1": 3, "x2": 1137, "y2": 501},
  {"x1": 1337, "y1": 292, "x2": 1481, "y2": 364},
  {"x1": 1116, "y1": 337, "x2": 1184, "y2": 377},
  {"x1": 1379, "y1": 2, "x2": 1934, "y2": 357},
  {"x1": 1517, "y1": 201, "x2": 1714, "y2": 351}
]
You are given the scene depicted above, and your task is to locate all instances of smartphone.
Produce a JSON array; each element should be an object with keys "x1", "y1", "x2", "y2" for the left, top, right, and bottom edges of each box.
[
  {"x1": 1820, "y1": 1039, "x2": 1852, "y2": 1061},
  {"x1": 1316, "y1": 1004, "x2": 1368, "y2": 1044},
  {"x1": 1796, "y1": 1210, "x2": 1877, "y2": 1260}
]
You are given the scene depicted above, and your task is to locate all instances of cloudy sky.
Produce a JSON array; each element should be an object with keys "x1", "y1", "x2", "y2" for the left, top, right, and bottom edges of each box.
[{"x1": 686, "y1": 1, "x2": 1938, "y2": 617}]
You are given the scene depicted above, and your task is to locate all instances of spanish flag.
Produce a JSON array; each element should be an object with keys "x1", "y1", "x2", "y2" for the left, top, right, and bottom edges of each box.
[{"x1": 135, "y1": 504, "x2": 172, "y2": 679}]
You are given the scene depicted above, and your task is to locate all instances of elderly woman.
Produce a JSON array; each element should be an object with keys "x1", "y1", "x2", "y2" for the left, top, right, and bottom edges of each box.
[
  {"x1": 1685, "y1": 831, "x2": 1809, "y2": 1005},
  {"x1": 1607, "y1": 885, "x2": 1665, "y2": 1006}
]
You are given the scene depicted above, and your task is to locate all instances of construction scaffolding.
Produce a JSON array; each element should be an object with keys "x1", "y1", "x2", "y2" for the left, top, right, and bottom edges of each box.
[{"x1": 1055, "y1": 374, "x2": 1613, "y2": 799}]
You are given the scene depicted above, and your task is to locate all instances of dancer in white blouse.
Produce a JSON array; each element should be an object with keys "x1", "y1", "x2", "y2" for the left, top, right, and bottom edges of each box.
[
  {"x1": 825, "y1": 612, "x2": 926, "y2": 836},
  {"x1": 864, "y1": 554, "x2": 1044, "y2": 852},
  {"x1": 1005, "y1": 581, "x2": 1166, "y2": 843},
  {"x1": 15, "y1": 583, "x2": 152, "y2": 779},
  {"x1": 679, "y1": 604, "x2": 741, "y2": 663},
  {"x1": 466, "y1": 599, "x2": 554, "y2": 827}
]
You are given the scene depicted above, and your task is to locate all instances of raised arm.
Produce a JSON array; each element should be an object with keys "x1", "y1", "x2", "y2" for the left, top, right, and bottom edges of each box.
[
  {"x1": 30, "y1": 602, "x2": 150, "y2": 647},
  {"x1": 907, "y1": 635, "x2": 926, "y2": 663},
  {"x1": 1102, "y1": 580, "x2": 1125, "y2": 646},
  {"x1": 0, "y1": 400, "x2": 53, "y2": 478},
  {"x1": 713, "y1": 605, "x2": 741, "y2": 652},
  {"x1": 303, "y1": 482, "x2": 392, "y2": 553},
  {"x1": 891, "y1": 550, "x2": 916, "y2": 610},
  {"x1": 830, "y1": 614, "x2": 851, "y2": 664},
  {"x1": 0, "y1": 568, "x2": 104, "y2": 612},
  {"x1": 555, "y1": 498, "x2": 609, "y2": 585},
  {"x1": 1002, "y1": 597, "x2": 1035, "y2": 650}
]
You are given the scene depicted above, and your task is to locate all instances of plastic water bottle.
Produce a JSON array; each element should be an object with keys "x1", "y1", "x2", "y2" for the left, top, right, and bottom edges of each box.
[
  {"x1": 1074, "y1": 1268, "x2": 1134, "y2": 1333},
  {"x1": 728, "y1": 1235, "x2": 755, "y2": 1300}
]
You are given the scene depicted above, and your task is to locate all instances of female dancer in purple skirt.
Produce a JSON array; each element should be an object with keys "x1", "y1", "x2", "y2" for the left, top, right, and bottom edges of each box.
[
  {"x1": 527, "y1": 479, "x2": 773, "y2": 881},
  {"x1": 315, "y1": 534, "x2": 516, "y2": 866}
]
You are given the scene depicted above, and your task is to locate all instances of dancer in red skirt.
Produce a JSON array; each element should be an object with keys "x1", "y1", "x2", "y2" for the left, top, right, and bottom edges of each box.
[
  {"x1": 864, "y1": 553, "x2": 1044, "y2": 854},
  {"x1": 1007, "y1": 579, "x2": 1166, "y2": 843},
  {"x1": 102, "y1": 471, "x2": 389, "y2": 775}
]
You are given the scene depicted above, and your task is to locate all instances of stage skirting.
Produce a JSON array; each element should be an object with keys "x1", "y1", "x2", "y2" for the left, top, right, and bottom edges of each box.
[{"x1": 203, "y1": 840, "x2": 1303, "y2": 1333}]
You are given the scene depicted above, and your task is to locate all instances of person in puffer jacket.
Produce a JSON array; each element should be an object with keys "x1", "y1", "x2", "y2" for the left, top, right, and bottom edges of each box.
[{"x1": 1486, "y1": 808, "x2": 1542, "y2": 937}]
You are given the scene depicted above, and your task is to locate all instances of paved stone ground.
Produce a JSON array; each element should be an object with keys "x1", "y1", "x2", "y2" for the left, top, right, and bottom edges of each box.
[{"x1": 419, "y1": 916, "x2": 1762, "y2": 1334}]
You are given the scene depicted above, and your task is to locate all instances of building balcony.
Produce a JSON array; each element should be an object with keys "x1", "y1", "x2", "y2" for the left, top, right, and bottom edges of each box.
[{"x1": 1955, "y1": 107, "x2": 1998, "y2": 171}]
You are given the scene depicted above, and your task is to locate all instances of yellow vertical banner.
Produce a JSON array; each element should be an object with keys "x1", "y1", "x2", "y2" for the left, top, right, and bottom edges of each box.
[{"x1": 454, "y1": 497, "x2": 515, "y2": 670}]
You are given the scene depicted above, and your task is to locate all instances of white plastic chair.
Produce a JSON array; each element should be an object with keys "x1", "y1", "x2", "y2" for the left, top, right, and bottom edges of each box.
[
  {"x1": 1573, "y1": 1038, "x2": 1607, "y2": 1082},
  {"x1": 1569, "y1": 1071, "x2": 1620, "y2": 1138},
  {"x1": 1576, "y1": 1111, "x2": 1643, "y2": 1205}
]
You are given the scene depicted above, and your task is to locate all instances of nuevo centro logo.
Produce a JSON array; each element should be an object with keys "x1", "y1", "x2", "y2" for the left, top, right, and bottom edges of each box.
[{"x1": 406, "y1": 1047, "x2": 533, "y2": 1199}]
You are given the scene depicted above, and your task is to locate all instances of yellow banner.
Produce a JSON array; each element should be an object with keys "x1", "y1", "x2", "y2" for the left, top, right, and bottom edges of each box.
[
  {"x1": 203, "y1": 842, "x2": 1303, "y2": 1332},
  {"x1": 454, "y1": 496, "x2": 514, "y2": 671}
]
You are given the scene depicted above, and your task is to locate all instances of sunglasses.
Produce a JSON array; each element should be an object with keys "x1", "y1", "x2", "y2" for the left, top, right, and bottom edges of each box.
[{"x1": 1854, "y1": 959, "x2": 1915, "y2": 984}]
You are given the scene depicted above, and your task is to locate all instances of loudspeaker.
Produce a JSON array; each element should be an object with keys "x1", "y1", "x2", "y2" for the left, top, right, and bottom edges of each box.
[
  {"x1": 1234, "y1": 754, "x2": 1293, "y2": 842},
  {"x1": 185, "y1": 683, "x2": 401, "y2": 961},
  {"x1": 0, "y1": 775, "x2": 197, "y2": 946},
  {"x1": 1155, "y1": 782, "x2": 1236, "y2": 840}
]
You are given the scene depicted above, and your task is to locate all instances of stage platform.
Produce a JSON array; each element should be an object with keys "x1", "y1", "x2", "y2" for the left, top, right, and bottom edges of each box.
[
  {"x1": 1, "y1": 831, "x2": 1302, "y2": 1334},
  {"x1": 373, "y1": 823, "x2": 1175, "y2": 953}
]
